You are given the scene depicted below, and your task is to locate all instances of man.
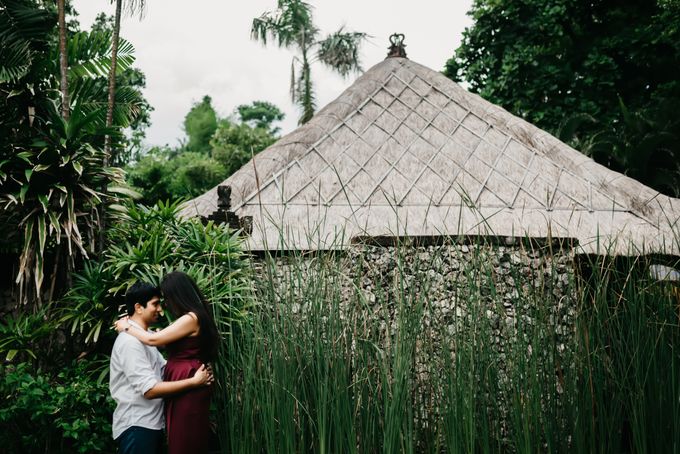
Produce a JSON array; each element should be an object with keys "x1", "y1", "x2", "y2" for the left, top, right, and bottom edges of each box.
[{"x1": 110, "y1": 282, "x2": 213, "y2": 454}]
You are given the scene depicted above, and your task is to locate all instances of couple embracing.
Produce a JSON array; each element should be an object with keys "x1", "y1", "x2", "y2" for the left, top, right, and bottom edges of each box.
[{"x1": 109, "y1": 271, "x2": 219, "y2": 454}]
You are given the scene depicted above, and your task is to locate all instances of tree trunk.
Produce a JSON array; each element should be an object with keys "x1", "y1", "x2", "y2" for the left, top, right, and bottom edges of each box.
[
  {"x1": 299, "y1": 36, "x2": 314, "y2": 125},
  {"x1": 100, "y1": 0, "x2": 123, "y2": 253},
  {"x1": 57, "y1": 0, "x2": 69, "y2": 119},
  {"x1": 104, "y1": 0, "x2": 123, "y2": 166}
]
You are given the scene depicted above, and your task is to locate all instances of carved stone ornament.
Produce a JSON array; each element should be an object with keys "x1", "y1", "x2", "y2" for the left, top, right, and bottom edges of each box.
[{"x1": 386, "y1": 33, "x2": 407, "y2": 58}]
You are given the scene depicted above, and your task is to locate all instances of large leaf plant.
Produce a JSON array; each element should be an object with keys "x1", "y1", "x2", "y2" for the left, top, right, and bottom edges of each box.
[
  {"x1": 58, "y1": 200, "x2": 252, "y2": 345},
  {"x1": 0, "y1": 0, "x2": 144, "y2": 306}
]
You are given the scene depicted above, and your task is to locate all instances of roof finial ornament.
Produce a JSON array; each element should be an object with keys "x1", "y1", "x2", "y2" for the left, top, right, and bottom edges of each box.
[{"x1": 386, "y1": 33, "x2": 407, "y2": 58}]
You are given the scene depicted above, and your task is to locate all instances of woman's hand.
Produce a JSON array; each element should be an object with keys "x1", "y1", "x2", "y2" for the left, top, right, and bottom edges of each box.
[
  {"x1": 114, "y1": 316, "x2": 130, "y2": 333},
  {"x1": 192, "y1": 364, "x2": 214, "y2": 387}
]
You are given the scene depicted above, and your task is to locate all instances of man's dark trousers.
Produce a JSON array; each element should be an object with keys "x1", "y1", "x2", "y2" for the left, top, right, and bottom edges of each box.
[{"x1": 117, "y1": 426, "x2": 163, "y2": 454}]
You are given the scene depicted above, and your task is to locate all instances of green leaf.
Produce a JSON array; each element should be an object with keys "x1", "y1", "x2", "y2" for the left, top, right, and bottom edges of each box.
[
  {"x1": 79, "y1": 184, "x2": 101, "y2": 203},
  {"x1": 34, "y1": 251, "x2": 44, "y2": 294},
  {"x1": 67, "y1": 192, "x2": 75, "y2": 224},
  {"x1": 48, "y1": 211, "x2": 61, "y2": 242},
  {"x1": 22, "y1": 218, "x2": 34, "y2": 257},
  {"x1": 108, "y1": 186, "x2": 142, "y2": 198},
  {"x1": 19, "y1": 184, "x2": 29, "y2": 203},
  {"x1": 37, "y1": 215, "x2": 46, "y2": 256},
  {"x1": 38, "y1": 194, "x2": 49, "y2": 213},
  {"x1": 72, "y1": 161, "x2": 83, "y2": 176},
  {"x1": 16, "y1": 152, "x2": 33, "y2": 164},
  {"x1": 25, "y1": 168, "x2": 33, "y2": 182}
]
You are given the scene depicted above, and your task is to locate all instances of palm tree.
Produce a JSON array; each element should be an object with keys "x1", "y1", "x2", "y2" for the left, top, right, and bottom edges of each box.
[
  {"x1": 57, "y1": 0, "x2": 68, "y2": 119},
  {"x1": 251, "y1": 0, "x2": 366, "y2": 124},
  {"x1": 1, "y1": 0, "x2": 146, "y2": 305},
  {"x1": 104, "y1": 0, "x2": 146, "y2": 165}
]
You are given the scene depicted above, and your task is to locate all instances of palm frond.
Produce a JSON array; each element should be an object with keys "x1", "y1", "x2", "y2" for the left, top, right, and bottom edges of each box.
[
  {"x1": 297, "y1": 60, "x2": 315, "y2": 124},
  {"x1": 69, "y1": 69, "x2": 144, "y2": 129},
  {"x1": 124, "y1": 0, "x2": 147, "y2": 19},
  {"x1": 251, "y1": 0, "x2": 316, "y2": 49},
  {"x1": 64, "y1": 31, "x2": 135, "y2": 80},
  {"x1": 316, "y1": 28, "x2": 367, "y2": 77},
  {"x1": 0, "y1": 0, "x2": 54, "y2": 83}
]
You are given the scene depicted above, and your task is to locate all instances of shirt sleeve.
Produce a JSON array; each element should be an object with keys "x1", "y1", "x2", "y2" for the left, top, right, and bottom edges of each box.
[
  {"x1": 118, "y1": 336, "x2": 162, "y2": 396},
  {"x1": 157, "y1": 349, "x2": 167, "y2": 374}
]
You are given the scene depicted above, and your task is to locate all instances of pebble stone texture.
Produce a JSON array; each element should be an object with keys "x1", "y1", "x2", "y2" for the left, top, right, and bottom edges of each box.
[
  {"x1": 254, "y1": 241, "x2": 576, "y2": 342},
  {"x1": 251, "y1": 240, "x2": 577, "y2": 429}
]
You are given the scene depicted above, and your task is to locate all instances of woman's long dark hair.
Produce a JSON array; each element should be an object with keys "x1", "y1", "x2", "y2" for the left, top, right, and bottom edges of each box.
[{"x1": 160, "y1": 271, "x2": 219, "y2": 362}]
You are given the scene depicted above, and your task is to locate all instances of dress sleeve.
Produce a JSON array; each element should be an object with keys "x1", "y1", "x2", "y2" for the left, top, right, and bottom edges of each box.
[{"x1": 119, "y1": 337, "x2": 162, "y2": 396}]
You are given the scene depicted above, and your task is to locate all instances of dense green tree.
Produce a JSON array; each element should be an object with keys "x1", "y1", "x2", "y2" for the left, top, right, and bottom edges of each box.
[
  {"x1": 126, "y1": 148, "x2": 225, "y2": 205},
  {"x1": 211, "y1": 118, "x2": 279, "y2": 177},
  {"x1": 184, "y1": 95, "x2": 218, "y2": 153},
  {"x1": 445, "y1": 0, "x2": 680, "y2": 195},
  {"x1": 0, "y1": 0, "x2": 144, "y2": 304},
  {"x1": 445, "y1": 0, "x2": 679, "y2": 130},
  {"x1": 127, "y1": 99, "x2": 283, "y2": 204},
  {"x1": 251, "y1": 0, "x2": 366, "y2": 124},
  {"x1": 237, "y1": 100, "x2": 284, "y2": 133}
]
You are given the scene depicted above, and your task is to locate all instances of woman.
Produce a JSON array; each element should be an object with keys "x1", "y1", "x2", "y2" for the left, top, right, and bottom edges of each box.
[{"x1": 116, "y1": 271, "x2": 219, "y2": 454}]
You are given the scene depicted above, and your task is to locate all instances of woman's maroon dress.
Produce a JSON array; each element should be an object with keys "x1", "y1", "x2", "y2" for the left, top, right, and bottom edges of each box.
[{"x1": 164, "y1": 336, "x2": 211, "y2": 454}]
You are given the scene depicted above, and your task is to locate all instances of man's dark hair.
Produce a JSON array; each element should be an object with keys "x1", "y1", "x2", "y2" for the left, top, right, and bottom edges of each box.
[{"x1": 125, "y1": 282, "x2": 161, "y2": 316}]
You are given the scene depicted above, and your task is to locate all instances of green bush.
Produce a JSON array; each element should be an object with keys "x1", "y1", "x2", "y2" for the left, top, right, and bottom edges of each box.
[
  {"x1": 126, "y1": 149, "x2": 226, "y2": 205},
  {"x1": 1, "y1": 200, "x2": 251, "y2": 451},
  {"x1": 0, "y1": 360, "x2": 115, "y2": 453},
  {"x1": 0, "y1": 305, "x2": 55, "y2": 364},
  {"x1": 57, "y1": 200, "x2": 251, "y2": 346},
  {"x1": 210, "y1": 119, "x2": 277, "y2": 177}
]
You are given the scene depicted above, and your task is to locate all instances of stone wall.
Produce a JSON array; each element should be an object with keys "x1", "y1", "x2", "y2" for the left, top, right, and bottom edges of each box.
[
  {"x1": 250, "y1": 240, "x2": 578, "y2": 440},
  {"x1": 252, "y1": 240, "x2": 576, "y2": 352}
]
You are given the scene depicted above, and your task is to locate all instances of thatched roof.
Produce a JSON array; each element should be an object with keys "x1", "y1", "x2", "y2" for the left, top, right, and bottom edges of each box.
[{"x1": 181, "y1": 57, "x2": 680, "y2": 255}]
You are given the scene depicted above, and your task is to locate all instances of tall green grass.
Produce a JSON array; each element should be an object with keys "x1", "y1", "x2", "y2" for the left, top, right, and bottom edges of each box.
[{"x1": 212, "y1": 240, "x2": 679, "y2": 453}]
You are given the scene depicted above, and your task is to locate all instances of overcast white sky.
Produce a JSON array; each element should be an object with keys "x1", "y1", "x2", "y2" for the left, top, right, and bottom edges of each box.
[{"x1": 72, "y1": 0, "x2": 473, "y2": 147}]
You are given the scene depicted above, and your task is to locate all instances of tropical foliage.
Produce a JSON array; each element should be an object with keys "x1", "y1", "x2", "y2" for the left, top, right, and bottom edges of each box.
[
  {"x1": 0, "y1": 197, "x2": 250, "y2": 453},
  {"x1": 251, "y1": 0, "x2": 366, "y2": 124},
  {"x1": 0, "y1": 0, "x2": 144, "y2": 305},
  {"x1": 445, "y1": 0, "x2": 680, "y2": 196},
  {"x1": 1, "y1": 1, "x2": 678, "y2": 452},
  {"x1": 237, "y1": 100, "x2": 284, "y2": 133},
  {"x1": 0, "y1": 360, "x2": 115, "y2": 453},
  {"x1": 210, "y1": 117, "x2": 279, "y2": 177},
  {"x1": 104, "y1": 0, "x2": 147, "y2": 165},
  {"x1": 91, "y1": 12, "x2": 153, "y2": 164},
  {"x1": 184, "y1": 95, "x2": 219, "y2": 154},
  {"x1": 127, "y1": 98, "x2": 282, "y2": 204},
  {"x1": 57, "y1": 200, "x2": 251, "y2": 347}
]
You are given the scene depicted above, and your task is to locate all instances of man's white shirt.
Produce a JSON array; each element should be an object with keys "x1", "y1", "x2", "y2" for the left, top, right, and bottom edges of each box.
[{"x1": 109, "y1": 320, "x2": 167, "y2": 439}]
